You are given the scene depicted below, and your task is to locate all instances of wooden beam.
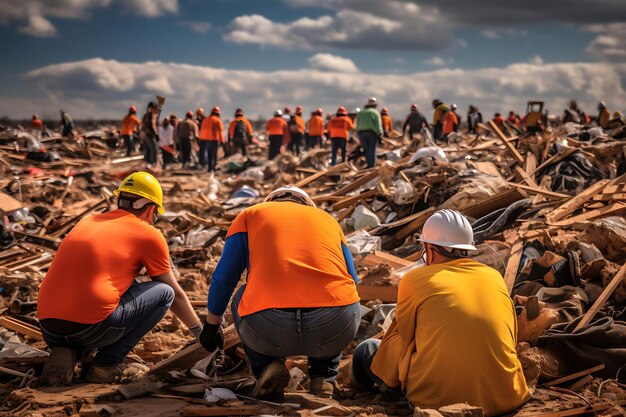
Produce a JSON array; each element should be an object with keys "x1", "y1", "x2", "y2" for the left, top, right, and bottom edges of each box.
[
  {"x1": 522, "y1": 400, "x2": 626, "y2": 417},
  {"x1": 488, "y1": 120, "x2": 524, "y2": 163},
  {"x1": 392, "y1": 207, "x2": 436, "y2": 242},
  {"x1": 0, "y1": 316, "x2": 44, "y2": 341},
  {"x1": 331, "y1": 189, "x2": 377, "y2": 211},
  {"x1": 356, "y1": 284, "x2": 398, "y2": 303},
  {"x1": 504, "y1": 239, "x2": 523, "y2": 293},
  {"x1": 462, "y1": 188, "x2": 524, "y2": 220},
  {"x1": 293, "y1": 162, "x2": 349, "y2": 188},
  {"x1": 546, "y1": 179, "x2": 610, "y2": 224},
  {"x1": 514, "y1": 166, "x2": 539, "y2": 188},
  {"x1": 0, "y1": 191, "x2": 23, "y2": 213},
  {"x1": 332, "y1": 170, "x2": 379, "y2": 196},
  {"x1": 551, "y1": 201, "x2": 626, "y2": 227},
  {"x1": 363, "y1": 251, "x2": 413, "y2": 269},
  {"x1": 530, "y1": 147, "x2": 578, "y2": 177},
  {"x1": 543, "y1": 364, "x2": 605, "y2": 387},
  {"x1": 508, "y1": 183, "x2": 569, "y2": 199},
  {"x1": 573, "y1": 263, "x2": 626, "y2": 332}
]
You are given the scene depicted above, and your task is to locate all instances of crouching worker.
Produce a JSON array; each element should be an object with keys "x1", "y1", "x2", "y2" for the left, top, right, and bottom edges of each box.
[
  {"x1": 38, "y1": 172, "x2": 203, "y2": 384},
  {"x1": 198, "y1": 186, "x2": 361, "y2": 400},
  {"x1": 352, "y1": 210, "x2": 530, "y2": 416}
]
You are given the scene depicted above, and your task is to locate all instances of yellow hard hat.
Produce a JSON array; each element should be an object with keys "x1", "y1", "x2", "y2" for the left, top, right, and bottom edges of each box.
[{"x1": 114, "y1": 171, "x2": 164, "y2": 214}]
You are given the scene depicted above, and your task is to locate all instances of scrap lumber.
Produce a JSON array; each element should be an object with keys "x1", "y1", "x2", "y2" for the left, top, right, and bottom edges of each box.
[
  {"x1": 504, "y1": 239, "x2": 523, "y2": 293},
  {"x1": 530, "y1": 148, "x2": 578, "y2": 177},
  {"x1": 522, "y1": 400, "x2": 626, "y2": 417},
  {"x1": 363, "y1": 251, "x2": 413, "y2": 269},
  {"x1": 0, "y1": 191, "x2": 23, "y2": 213},
  {"x1": 550, "y1": 201, "x2": 626, "y2": 227},
  {"x1": 573, "y1": 263, "x2": 626, "y2": 332},
  {"x1": 150, "y1": 324, "x2": 239, "y2": 373},
  {"x1": 488, "y1": 120, "x2": 524, "y2": 163},
  {"x1": 331, "y1": 189, "x2": 377, "y2": 211},
  {"x1": 508, "y1": 183, "x2": 569, "y2": 199},
  {"x1": 514, "y1": 166, "x2": 539, "y2": 188},
  {"x1": 294, "y1": 162, "x2": 349, "y2": 188},
  {"x1": 332, "y1": 170, "x2": 379, "y2": 196},
  {"x1": 546, "y1": 179, "x2": 610, "y2": 224},
  {"x1": 181, "y1": 405, "x2": 259, "y2": 416},
  {"x1": 543, "y1": 364, "x2": 605, "y2": 387},
  {"x1": 356, "y1": 284, "x2": 398, "y2": 303},
  {"x1": 11, "y1": 230, "x2": 60, "y2": 250},
  {"x1": 393, "y1": 207, "x2": 436, "y2": 242},
  {"x1": 0, "y1": 316, "x2": 44, "y2": 341},
  {"x1": 462, "y1": 188, "x2": 524, "y2": 219}
]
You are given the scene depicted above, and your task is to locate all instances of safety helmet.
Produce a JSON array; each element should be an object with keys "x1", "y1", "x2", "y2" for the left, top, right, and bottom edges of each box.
[
  {"x1": 211, "y1": 106, "x2": 221, "y2": 115},
  {"x1": 419, "y1": 209, "x2": 476, "y2": 250},
  {"x1": 337, "y1": 106, "x2": 347, "y2": 116},
  {"x1": 196, "y1": 107, "x2": 205, "y2": 115},
  {"x1": 450, "y1": 104, "x2": 457, "y2": 110},
  {"x1": 411, "y1": 104, "x2": 418, "y2": 111},
  {"x1": 32, "y1": 114, "x2": 38, "y2": 119},
  {"x1": 295, "y1": 106, "x2": 303, "y2": 114},
  {"x1": 235, "y1": 108, "x2": 244, "y2": 116},
  {"x1": 274, "y1": 109, "x2": 283, "y2": 117},
  {"x1": 114, "y1": 171, "x2": 165, "y2": 214},
  {"x1": 185, "y1": 111, "x2": 194, "y2": 118},
  {"x1": 598, "y1": 101, "x2": 607, "y2": 109},
  {"x1": 315, "y1": 108, "x2": 323, "y2": 115},
  {"x1": 264, "y1": 186, "x2": 315, "y2": 207},
  {"x1": 284, "y1": 107, "x2": 291, "y2": 114},
  {"x1": 129, "y1": 106, "x2": 137, "y2": 114},
  {"x1": 381, "y1": 108, "x2": 389, "y2": 115},
  {"x1": 366, "y1": 97, "x2": 377, "y2": 106}
]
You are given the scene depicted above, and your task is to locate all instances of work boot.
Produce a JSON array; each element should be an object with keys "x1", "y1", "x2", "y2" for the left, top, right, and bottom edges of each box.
[
  {"x1": 251, "y1": 360, "x2": 290, "y2": 401},
  {"x1": 40, "y1": 347, "x2": 76, "y2": 385},
  {"x1": 310, "y1": 377, "x2": 334, "y2": 398},
  {"x1": 86, "y1": 362, "x2": 149, "y2": 384}
]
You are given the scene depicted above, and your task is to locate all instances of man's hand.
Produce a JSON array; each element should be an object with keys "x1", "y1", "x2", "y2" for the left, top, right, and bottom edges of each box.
[{"x1": 199, "y1": 322, "x2": 224, "y2": 352}]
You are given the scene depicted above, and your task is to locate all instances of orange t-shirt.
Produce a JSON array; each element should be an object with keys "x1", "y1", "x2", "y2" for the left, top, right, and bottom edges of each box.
[
  {"x1": 266, "y1": 117, "x2": 287, "y2": 136},
  {"x1": 442, "y1": 111, "x2": 458, "y2": 135},
  {"x1": 294, "y1": 115, "x2": 305, "y2": 133},
  {"x1": 382, "y1": 115, "x2": 393, "y2": 132},
  {"x1": 228, "y1": 201, "x2": 360, "y2": 316},
  {"x1": 228, "y1": 116, "x2": 253, "y2": 138},
  {"x1": 308, "y1": 115, "x2": 325, "y2": 136},
  {"x1": 38, "y1": 210, "x2": 171, "y2": 324},
  {"x1": 120, "y1": 114, "x2": 141, "y2": 135},
  {"x1": 199, "y1": 115, "x2": 224, "y2": 142},
  {"x1": 327, "y1": 116, "x2": 354, "y2": 140},
  {"x1": 31, "y1": 119, "x2": 43, "y2": 129}
]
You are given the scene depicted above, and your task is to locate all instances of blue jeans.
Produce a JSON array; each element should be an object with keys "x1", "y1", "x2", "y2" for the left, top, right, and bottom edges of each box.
[
  {"x1": 268, "y1": 135, "x2": 282, "y2": 160},
  {"x1": 143, "y1": 134, "x2": 158, "y2": 164},
  {"x1": 198, "y1": 140, "x2": 209, "y2": 167},
  {"x1": 358, "y1": 131, "x2": 378, "y2": 168},
  {"x1": 207, "y1": 141, "x2": 219, "y2": 172},
  {"x1": 289, "y1": 132, "x2": 303, "y2": 156},
  {"x1": 331, "y1": 138, "x2": 346, "y2": 166},
  {"x1": 351, "y1": 338, "x2": 384, "y2": 390},
  {"x1": 40, "y1": 280, "x2": 174, "y2": 366},
  {"x1": 122, "y1": 134, "x2": 135, "y2": 156},
  {"x1": 231, "y1": 285, "x2": 360, "y2": 380}
]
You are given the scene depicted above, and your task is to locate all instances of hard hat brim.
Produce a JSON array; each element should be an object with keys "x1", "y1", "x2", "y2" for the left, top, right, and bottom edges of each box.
[{"x1": 419, "y1": 237, "x2": 476, "y2": 251}]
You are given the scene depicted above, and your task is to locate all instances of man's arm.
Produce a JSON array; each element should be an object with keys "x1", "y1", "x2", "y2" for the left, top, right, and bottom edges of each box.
[{"x1": 151, "y1": 270, "x2": 201, "y2": 329}]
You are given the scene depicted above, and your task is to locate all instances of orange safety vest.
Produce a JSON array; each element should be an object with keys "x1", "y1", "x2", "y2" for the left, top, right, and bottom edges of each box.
[
  {"x1": 199, "y1": 115, "x2": 224, "y2": 142},
  {"x1": 266, "y1": 117, "x2": 287, "y2": 136},
  {"x1": 327, "y1": 116, "x2": 354, "y2": 140},
  {"x1": 308, "y1": 115, "x2": 325, "y2": 136}
]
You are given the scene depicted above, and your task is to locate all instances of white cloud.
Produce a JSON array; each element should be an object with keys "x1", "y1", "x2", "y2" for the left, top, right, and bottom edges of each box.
[
  {"x1": 19, "y1": 15, "x2": 57, "y2": 37},
  {"x1": 308, "y1": 53, "x2": 359, "y2": 73},
  {"x1": 529, "y1": 55, "x2": 544, "y2": 65},
  {"x1": 8, "y1": 58, "x2": 625, "y2": 121},
  {"x1": 586, "y1": 23, "x2": 626, "y2": 60},
  {"x1": 182, "y1": 21, "x2": 212, "y2": 33},
  {"x1": 424, "y1": 56, "x2": 447, "y2": 66},
  {"x1": 0, "y1": 0, "x2": 178, "y2": 37},
  {"x1": 224, "y1": 2, "x2": 456, "y2": 51},
  {"x1": 481, "y1": 28, "x2": 528, "y2": 39}
]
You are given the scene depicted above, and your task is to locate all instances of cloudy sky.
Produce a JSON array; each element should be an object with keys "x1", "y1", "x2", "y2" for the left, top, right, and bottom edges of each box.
[{"x1": 1, "y1": 0, "x2": 626, "y2": 120}]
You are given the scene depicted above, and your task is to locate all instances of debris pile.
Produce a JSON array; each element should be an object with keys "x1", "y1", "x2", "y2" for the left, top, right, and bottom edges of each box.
[{"x1": 0, "y1": 118, "x2": 625, "y2": 416}]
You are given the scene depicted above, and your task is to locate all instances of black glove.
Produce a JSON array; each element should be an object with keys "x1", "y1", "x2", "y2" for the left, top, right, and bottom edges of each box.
[{"x1": 199, "y1": 322, "x2": 224, "y2": 352}]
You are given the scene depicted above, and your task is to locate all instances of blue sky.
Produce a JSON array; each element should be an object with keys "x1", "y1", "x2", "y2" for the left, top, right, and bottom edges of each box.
[{"x1": 1, "y1": 0, "x2": 625, "y2": 119}]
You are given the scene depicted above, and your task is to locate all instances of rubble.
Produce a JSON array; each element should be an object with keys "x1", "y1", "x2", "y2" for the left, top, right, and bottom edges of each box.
[{"x1": 0, "y1": 117, "x2": 625, "y2": 416}]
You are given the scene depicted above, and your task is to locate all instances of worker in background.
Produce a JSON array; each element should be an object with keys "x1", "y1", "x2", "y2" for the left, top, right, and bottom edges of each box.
[
  {"x1": 307, "y1": 108, "x2": 325, "y2": 149},
  {"x1": 562, "y1": 100, "x2": 583, "y2": 124},
  {"x1": 198, "y1": 107, "x2": 224, "y2": 174},
  {"x1": 59, "y1": 109, "x2": 75, "y2": 139},
  {"x1": 355, "y1": 97, "x2": 383, "y2": 168},
  {"x1": 228, "y1": 108, "x2": 253, "y2": 157},
  {"x1": 158, "y1": 117, "x2": 177, "y2": 170},
  {"x1": 442, "y1": 104, "x2": 459, "y2": 143},
  {"x1": 195, "y1": 108, "x2": 205, "y2": 128},
  {"x1": 467, "y1": 105, "x2": 483, "y2": 133},
  {"x1": 492, "y1": 112, "x2": 505, "y2": 129},
  {"x1": 352, "y1": 209, "x2": 529, "y2": 415},
  {"x1": 402, "y1": 104, "x2": 427, "y2": 139},
  {"x1": 288, "y1": 106, "x2": 306, "y2": 156},
  {"x1": 199, "y1": 186, "x2": 360, "y2": 400},
  {"x1": 141, "y1": 99, "x2": 164, "y2": 168},
  {"x1": 598, "y1": 101, "x2": 611, "y2": 129},
  {"x1": 31, "y1": 114, "x2": 44, "y2": 130},
  {"x1": 266, "y1": 110, "x2": 288, "y2": 160},
  {"x1": 120, "y1": 106, "x2": 141, "y2": 157},
  {"x1": 328, "y1": 106, "x2": 354, "y2": 166},
  {"x1": 381, "y1": 108, "x2": 393, "y2": 138},
  {"x1": 431, "y1": 99, "x2": 448, "y2": 142},
  {"x1": 175, "y1": 111, "x2": 199, "y2": 169},
  {"x1": 507, "y1": 111, "x2": 521, "y2": 126},
  {"x1": 38, "y1": 172, "x2": 203, "y2": 385}
]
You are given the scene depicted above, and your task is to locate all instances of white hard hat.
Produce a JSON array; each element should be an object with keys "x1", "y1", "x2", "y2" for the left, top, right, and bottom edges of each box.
[
  {"x1": 274, "y1": 109, "x2": 283, "y2": 116},
  {"x1": 264, "y1": 186, "x2": 316, "y2": 207},
  {"x1": 367, "y1": 97, "x2": 377, "y2": 106},
  {"x1": 450, "y1": 103, "x2": 457, "y2": 110},
  {"x1": 419, "y1": 209, "x2": 476, "y2": 250}
]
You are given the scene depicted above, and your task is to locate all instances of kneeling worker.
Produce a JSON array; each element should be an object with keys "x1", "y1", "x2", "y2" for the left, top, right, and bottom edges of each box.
[
  {"x1": 199, "y1": 186, "x2": 361, "y2": 400},
  {"x1": 38, "y1": 172, "x2": 203, "y2": 384},
  {"x1": 352, "y1": 209, "x2": 529, "y2": 415}
]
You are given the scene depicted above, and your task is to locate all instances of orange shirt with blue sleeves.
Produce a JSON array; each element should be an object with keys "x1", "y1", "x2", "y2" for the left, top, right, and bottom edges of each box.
[{"x1": 207, "y1": 201, "x2": 360, "y2": 317}]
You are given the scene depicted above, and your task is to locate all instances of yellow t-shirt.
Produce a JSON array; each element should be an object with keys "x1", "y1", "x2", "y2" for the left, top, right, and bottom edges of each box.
[{"x1": 371, "y1": 258, "x2": 529, "y2": 416}]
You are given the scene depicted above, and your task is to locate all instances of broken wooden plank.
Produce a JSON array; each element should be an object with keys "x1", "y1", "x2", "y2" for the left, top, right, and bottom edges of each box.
[
  {"x1": 488, "y1": 120, "x2": 524, "y2": 163},
  {"x1": 573, "y1": 263, "x2": 626, "y2": 332},
  {"x1": 551, "y1": 201, "x2": 626, "y2": 227},
  {"x1": 294, "y1": 162, "x2": 349, "y2": 188},
  {"x1": 0, "y1": 316, "x2": 44, "y2": 341},
  {"x1": 392, "y1": 207, "x2": 436, "y2": 242},
  {"x1": 530, "y1": 148, "x2": 578, "y2": 177},
  {"x1": 543, "y1": 364, "x2": 605, "y2": 387},
  {"x1": 331, "y1": 189, "x2": 377, "y2": 211},
  {"x1": 514, "y1": 166, "x2": 539, "y2": 188},
  {"x1": 546, "y1": 179, "x2": 610, "y2": 224},
  {"x1": 332, "y1": 170, "x2": 379, "y2": 197},
  {"x1": 0, "y1": 191, "x2": 23, "y2": 214},
  {"x1": 504, "y1": 239, "x2": 523, "y2": 294},
  {"x1": 522, "y1": 400, "x2": 626, "y2": 417},
  {"x1": 363, "y1": 251, "x2": 413, "y2": 269},
  {"x1": 508, "y1": 183, "x2": 569, "y2": 199},
  {"x1": 356, "y1": 284, "x2": 398, "y2": 303},
  {"x1": 462, "y1": 188, "x2": 524, "y2": 219}
]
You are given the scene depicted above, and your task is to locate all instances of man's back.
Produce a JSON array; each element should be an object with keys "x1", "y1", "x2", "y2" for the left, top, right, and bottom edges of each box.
[
  {"x1": 372, "y1": 258, "x2": 529, "y2": 415},
  {"x1": 356, "y1": 108, "x2": 382, "y2": 134}
]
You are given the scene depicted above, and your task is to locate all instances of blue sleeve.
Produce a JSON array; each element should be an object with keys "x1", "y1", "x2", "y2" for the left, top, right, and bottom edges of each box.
[
  {"x1": 207, "y1": 232, "x2": 249, "y2": 316},
  {"x1": 342, "y1": 242, "x2": 359, "y2": 284}
]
